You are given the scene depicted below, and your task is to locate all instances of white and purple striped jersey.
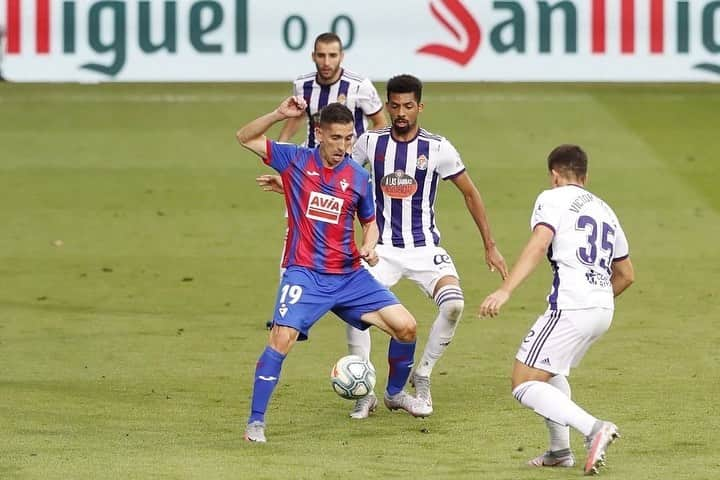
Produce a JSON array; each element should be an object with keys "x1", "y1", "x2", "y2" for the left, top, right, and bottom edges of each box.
[
  {"x1": 292, "y1": 69, "x2": 383, "y2": 147},
  {"x1": 352, "y1": 127, "x2": 466, "y2": 248},
  {"x1": 531, "y1": 185, "x2": 629, "y2": 311}
]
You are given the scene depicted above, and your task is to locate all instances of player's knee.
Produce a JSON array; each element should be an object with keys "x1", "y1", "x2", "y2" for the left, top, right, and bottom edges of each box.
[
  {"x1": 394, "y1": 316, "x2": 417, "y2": 342},
  {"x1": 435, "y1": 285, "x2": 464, "y2": 323}
]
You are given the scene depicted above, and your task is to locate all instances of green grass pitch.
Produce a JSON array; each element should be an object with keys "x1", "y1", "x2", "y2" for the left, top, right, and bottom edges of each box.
[{"x1": 1, "y1": 82, "x2": 719, "y2": 479}]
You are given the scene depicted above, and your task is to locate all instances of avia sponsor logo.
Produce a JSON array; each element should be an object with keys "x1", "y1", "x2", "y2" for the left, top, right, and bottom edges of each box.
[
  {"x1": 418, "y1": 0, "x2": 720, "y2": 75},
  {"x1": 306, "y1": 191, "x2": 344, "y2": 224},
  {"x1": 3, "y1": 0, "x2": 248, "y2": 77}
]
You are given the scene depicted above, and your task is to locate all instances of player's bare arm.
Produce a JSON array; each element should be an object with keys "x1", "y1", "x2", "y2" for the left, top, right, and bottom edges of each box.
[
  {"x1": 610, "y1": 257, "x2": 635, "y2": 297},
  {"x1": 451, "y1": 172, "x2": 509, "y2": 279},
  {"x1": 358, "y1": 220, "x2": 379, "y2": 267},
  {"x1": 236, "y1": 96, "x2": 307, "y2": 158},
  {"x1": 278, "y1": 115, "x2": 305, "y2": 142},
  {"x1": 367, "y1": 109, "x2": 388, "y2": 129},
  {"x1": 479, "y1": 224, "x2": 554, "y2": 318}
]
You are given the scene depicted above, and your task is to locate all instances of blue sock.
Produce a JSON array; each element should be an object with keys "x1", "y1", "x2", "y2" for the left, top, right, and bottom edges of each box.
[
  {"x1": 248, "y1": 346, "x2": 286, "y2": 424},
  {"x1": 386, "y1": 338, "x2": 416, "y2": 396}
]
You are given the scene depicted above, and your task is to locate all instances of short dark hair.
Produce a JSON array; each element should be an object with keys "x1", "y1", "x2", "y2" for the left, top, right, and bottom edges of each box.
[
  {"x1": 386, "y1": 74, "x2": 423, "y2": 102},
  {"x1": 547, "y1": 144, "x2": 588, "y2": 179},
  {"x1": 313, "y1": 32, "x2": 343, "y2": 51},
  {"x1": 319, "y1": 103, "x2": 354, "y2": 127}
]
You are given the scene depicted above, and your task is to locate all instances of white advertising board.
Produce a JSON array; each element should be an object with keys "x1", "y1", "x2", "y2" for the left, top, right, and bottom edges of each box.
[{"x1": 1, "y1": 0, "x2": 719, "y2": 82}]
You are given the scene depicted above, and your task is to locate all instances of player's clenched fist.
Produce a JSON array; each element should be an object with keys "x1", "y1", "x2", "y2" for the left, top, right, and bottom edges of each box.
[
  {"x1": 359, "y1": 248, "x2": 379, "y2": 267},
  {"x1": 276, "y1": 95, "x2": 307, "y2": 119}
]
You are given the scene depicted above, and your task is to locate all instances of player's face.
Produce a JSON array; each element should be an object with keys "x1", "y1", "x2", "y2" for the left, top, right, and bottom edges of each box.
[
  {"x1": 312, "y1": 41, "x2": 343, "y2": 84},
  {"x1": 386, "y1": 92, "x2": 423, "y2": 136},
  {"x1": 316, "y1": 122, "x2": 354, "y2": 168}
]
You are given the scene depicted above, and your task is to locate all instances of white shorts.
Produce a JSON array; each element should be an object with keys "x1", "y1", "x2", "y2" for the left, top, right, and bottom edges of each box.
[
  {"x1": 367, "y1": 244, "x2": 459, "y2": 297},
  {"x1": 515, "y1": 308, "x2": 613, "y2": 377}
]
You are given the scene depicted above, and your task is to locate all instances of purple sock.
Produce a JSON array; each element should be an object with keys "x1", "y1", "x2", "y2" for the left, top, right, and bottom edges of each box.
[
  {"x1": 248, "y1": 346, "x2": 285, "y2": 424},
  {"x1": 386, "y1": 338, "x2": 416, "y2": 396}
]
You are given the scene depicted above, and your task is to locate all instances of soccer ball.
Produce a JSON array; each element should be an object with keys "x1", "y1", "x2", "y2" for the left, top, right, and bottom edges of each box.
[{"x1": 330, "y1": 355, "x2": 376, "y2": 400}]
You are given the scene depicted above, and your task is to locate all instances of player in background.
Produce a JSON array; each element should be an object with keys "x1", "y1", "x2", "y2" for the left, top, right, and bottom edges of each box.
[
  {"x1": 345, "y1": 74, "x2": 508, "y2": 418},
  {"x1": 479, "y1": 145, "x2": 635, "y2": 475},
  {"x1": 264, "y1": 31, "x2": 387, "y2": 329},
  {"x1": 238, "y1": 98, "x2": 431, "y2": 443}
]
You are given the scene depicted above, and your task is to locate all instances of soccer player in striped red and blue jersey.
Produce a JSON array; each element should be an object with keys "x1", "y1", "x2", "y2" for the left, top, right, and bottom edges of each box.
[
  {"x1": 264, "y1": 32, "x2": 387, "y2": 329},
  {"x1": 237, "y1": 97, "x2": 431, "y2": 443},
  {"x1": 479, "y1": 145, "x2": 634, "y2": 474}
]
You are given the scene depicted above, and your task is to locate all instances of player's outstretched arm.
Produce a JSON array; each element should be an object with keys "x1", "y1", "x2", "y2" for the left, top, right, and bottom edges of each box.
[
  {"x1": 451, "y1": 172, "x2": 509, "y2": 279},
  {"x1": 611, "y1": 257, "x2": 635, "y2": 297},
  {"x1": 479, "y1": 225, "x2": 553, "y2": 317},
  {"x1": 236, "y1": 96, "x2": 307, "y2": 158}
]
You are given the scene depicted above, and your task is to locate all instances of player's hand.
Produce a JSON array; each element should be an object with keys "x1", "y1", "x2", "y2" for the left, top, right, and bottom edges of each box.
[
  {"x1": 256, "y1": 174, "x2": 284, "y2": 194},
  {"x1": 479, "y1": 289, "x2": 510, "y2": 318},
  {"x1": 277, "y1": 95, "x2": 307, "y2": 119},
  {"x1": 486, "y1": 245, "x2": 509, "y2": 280},
  {"x1": 359, "y1": 247, "x2": 379, "y2": 267}
]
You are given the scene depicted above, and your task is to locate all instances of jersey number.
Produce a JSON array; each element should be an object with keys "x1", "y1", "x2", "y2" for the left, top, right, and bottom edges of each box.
[
  {"x1": 280, "y1": 284, "x2": 303, "y2": 305},
  {"x1": 575, "y1": 215, "x2": 615, "y2": 275}
]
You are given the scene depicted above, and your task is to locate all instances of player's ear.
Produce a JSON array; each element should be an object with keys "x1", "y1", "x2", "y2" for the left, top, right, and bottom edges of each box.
[
  {"x1": 314, "y1": 125, "x2": 323, "y2": 143},
  {"x1": 418, "y1": 102, "x2": 424, "y2": 113}
]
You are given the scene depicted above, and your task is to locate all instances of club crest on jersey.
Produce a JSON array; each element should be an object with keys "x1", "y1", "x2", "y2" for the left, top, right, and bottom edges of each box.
[
  {"x1": 337, "y1": 94, "x2": 347, "y2": 105},
  {"x1": 340, "y1": 179, "x2": 349, "y2": 191},
  {"x1": 307, "y1": 191, "x2": 344, "y2": 224},
  {"x1": 380, "y1": 170, "x2": 418, "y2": 199},
  {"x1": 416, "y1": 155, "x2": 428, "y2": 171}
]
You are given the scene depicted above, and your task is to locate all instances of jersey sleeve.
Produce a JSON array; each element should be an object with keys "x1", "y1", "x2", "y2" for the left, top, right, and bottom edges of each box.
[
  {"x1": 530, "y1": 190, "x2": 562, "y2": 234},
  {"x1": 351, "y1": 133, "x2": 371, "y2": 168},
  {"x1": 264, "y1": 141, "x2": 299, "y2": 173},
  {"x1": 611, "y1": 214, "x2": 630, "y2": 260},
  {"x1": 436, "y1": 138, "x2": 466, "y2": 180},
  {"x1": 357, "y1": 79, "x2": 384, "y2": 116},
  {"x1": 357, "y1": 171, "x2": 376, "y2": 223}
]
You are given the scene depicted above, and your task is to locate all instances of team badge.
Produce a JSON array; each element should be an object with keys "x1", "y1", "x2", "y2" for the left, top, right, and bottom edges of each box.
[
  {"x1": 340, "y1": 179, "x2": 349, "y2": 191},
  {"x1": 416, "y1": 154, "x2": 428, "y2": 171},
  {"x1": 380, "y1": 170, "x2": 418, "y2": 199},
  {"x1": 307, "y1": 191, "x2": 344, "y2": 224},
  {"x1": 337, "y1": 94, "x2": 347, "y2": 105}
]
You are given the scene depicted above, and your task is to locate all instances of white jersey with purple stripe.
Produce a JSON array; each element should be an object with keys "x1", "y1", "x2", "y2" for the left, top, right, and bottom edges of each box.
[
  {"x1": 292, "y1": 69, "x2": 383, "y2": 147},
  {"x1": 531, "y1": 185, "x2": 629, "y2": 311},
  {"x1": 352, "y1": 127, "x2": 466, "y2": 248}
]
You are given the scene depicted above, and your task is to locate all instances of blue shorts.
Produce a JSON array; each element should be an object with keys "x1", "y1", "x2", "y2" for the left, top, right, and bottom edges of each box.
[{"x1": 271, "y1": 266, "x2": 400, "y2": 340}]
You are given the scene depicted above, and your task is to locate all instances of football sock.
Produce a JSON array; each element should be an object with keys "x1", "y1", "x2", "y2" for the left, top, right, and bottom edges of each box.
[
  {"x1": 547, "y1": 375, "x2": 572, "y2": 451},
  {"x1": 512, "y1": 380, "x2": 597, "y2": 436},
  {"x1": 248, "y1": 346, "x2": 286, "y2": 424},
  {"x1": 346, "y1": 324, "x2": 371, "y2": 361},
  {"x1": 386, "y1": 338, "x2": 416, "y2": 396},
  {"x1": 415, "y1": 285, "x2": 464, "y2": 377}
]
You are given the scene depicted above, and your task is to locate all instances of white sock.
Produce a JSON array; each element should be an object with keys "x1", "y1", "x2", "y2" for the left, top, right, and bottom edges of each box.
[
  {"x1": 546, "y1": 375, "x2": 572, "y2": 451},
  {"x1": 415, "y1": 285, "x2": 464, "y2": 377},
  {"x1": 346, "y1": 324, "x2": 371, "y2": 361},
  {"x1": 512, "y1": 380, "x2": 597, "y2": 436}
]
